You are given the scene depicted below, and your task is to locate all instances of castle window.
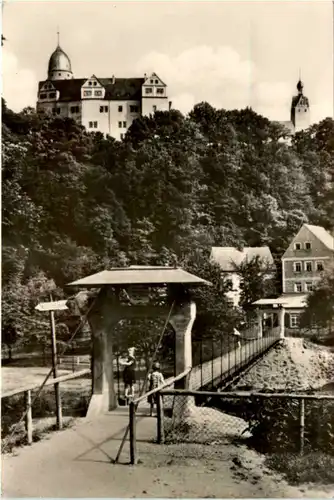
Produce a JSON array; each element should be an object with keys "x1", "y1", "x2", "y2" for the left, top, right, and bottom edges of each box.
[
  {"x1": 294, "y1": 282, "x2": 302, "y2": 293},
  {"x1": 123, "y1": 121, "x2": 127, "y2": 128},
  {"x1": 94, "y1": 90, "x2": 103, "y2": 96},
  {"x1": 118, "y1": 121, "x2": 122, "y2": 128},
  {"x1": 305, "y1": 261, "x2": 312, "y2": 272},
  {"x1": 155, "y1": 79, "x2": 159, "y2": 84},
  {"x1": 294, "y1": 262, "x2": 302, "y2": 273},
  {"x1": 120, "y1": 133, "x2": 125, "y2": 140},
  {"x1": 89, "y1": 82, "x2": 92, "y2": 86},
  {"x1": 145, "y1": 88, "x2": 153, "y2": 94},
  {"x1": 84, "y1": 90, "x2": 92, "y2": 97},
  {"x1": 153, "y1": 105, "x2": 157, "y2": 112},
  {"x1": 88, "y1": 121, "x2": 98, "y2": 129},
  {"x1": 304, "y1": 109, "x2": 307, "y2": 112},
  {"x1": 93, "y1": 82, "x2": 97, "y2": 86},
  {"x1": 58, "y1": 73, "x2": 61, "y2": 76},
  {"x1": 294, "y1": 242, "x2": 301, "y2": 250},
  {"x1": 40, "y1": 93, "x2": 47, "y2": 99},
  {"x1": 49, "y1": 92, "x2": 56, "y2": 98},
  {"x1": 157, "y1": 88, "x2": 164, "y2": 95},
  {"x1": 150, "y1": 79, "x2": 154, "y2": 84},
  {"x1": 118, "y1": 106, "x2": 123, "y2": 112},
  {"x1": 56, "y1": 108, "x2": 61, "y2": 115},
  {"x1": 130, "y1": 105, "x2": 139, "y2": 113},
  {"x1": 100, "y1": 106, "x2": 108, "y2": 113},
  {"x1": 70, "y1": 106, "x2": 79, "y2": 113}
]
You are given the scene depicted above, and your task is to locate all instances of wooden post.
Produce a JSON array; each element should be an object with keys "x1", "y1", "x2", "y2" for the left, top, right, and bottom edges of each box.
[
  {"x1": 50, "y1": 307, "x2": 63, "y2": 430},
  {"x1": 129, "y1": 401, "x2": 137, "y2": 465},
  {"x1": 156, "y1": 392, "x2": 165, "y2": 444},
  {"x1": 299, "y1": 398, "x2": 305, "y2": 454},
  {"x1": 25, "y1": 390, "x2": 33, "y2": 445}
]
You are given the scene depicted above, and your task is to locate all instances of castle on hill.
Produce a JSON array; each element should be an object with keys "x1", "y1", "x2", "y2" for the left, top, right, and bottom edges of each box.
[{"x1": 36, "y1": 39, "x2": 310, "y2": 140}]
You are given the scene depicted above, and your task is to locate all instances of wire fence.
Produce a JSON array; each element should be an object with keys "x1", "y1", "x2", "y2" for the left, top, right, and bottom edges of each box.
[{"x1": 155, "y1": 390, "x2": 334, "y2": 456}]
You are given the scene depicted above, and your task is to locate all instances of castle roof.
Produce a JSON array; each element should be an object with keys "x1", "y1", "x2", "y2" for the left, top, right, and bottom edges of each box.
[
  {"x1": 38, "y1": 77, "x2": 145, "y2": 102},
  {"x1": 48, "y1": 45, "x2": 72, "y2": 75}
]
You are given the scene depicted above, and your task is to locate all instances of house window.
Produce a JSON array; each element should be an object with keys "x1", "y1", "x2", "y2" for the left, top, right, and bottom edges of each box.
[
  {"x1": 305, "y1": 282, "x2": 314, "y2": 292},
  {"x1": 118, "y1": 106, "x2": 123, "y2": 112},
  {"x1": 290, "y1": 314, "x2": 299, "y2": 328},
  {"x1": 145, "y1": 87, "x2": 153, "y2": 94},
  {"x1": 305, "y1": 242, "x2": 311, "y2": 250},
  {"x1": 94, "y1": 90, "x2": 103, "y2": 97},
  {"x1": 84, "y1": 90, "x2": 92, "y2": 97},
  {"x1": 316, "y1": 261, "x2": 324, "y2": 272},
  {"x1": 49, "y1": 92, "x2": 56, "y2": 98},
  {"x1": 155, "y1": 79, "x2": 159, "y2": 84},
  {"x1": 123, "y1": 121, "x2": 127, "y2": 128},
  {"x1": 294, "y1": 242, "x2": 301, "y2": 250},
  {"x1": 294, "y1": 282, "x2": 302, "y2": 292},
  {"x1": 150, "y1": 79, "x2": 154, "y2": 84},
  {"x1": 100, "y1": 106, "x2": 108, "y2": 113},
  {"x1": 89, "y1": 82, "x2": 92, "y2": 86},
  {"x1": 40, "y1": 93, "x2": 47, "y2": 99},
  {"x1": 88, "y1": 121, "x2": 98, "y2": 129},
  {"x1": 130, "y1": 105, "x2": 139, "y2": 113},
  {"x1": 305, "y1": 261, "x2": 312, "y2": 272},
  {"x1": 225, "y1": 279, "x2": 233, "y2": 289},
  {"x1": 118, "y1": 122, "x2": 122, "y2": 128},
  {"x1": 157, "y1": 88, "x2": 164, "y2": 95},
  {"x1": 294, "y1": 262, "x2": 302, "y2": 273},
  {"x1": 93, "y1": 81, "x2": 97, "y2": 86}
]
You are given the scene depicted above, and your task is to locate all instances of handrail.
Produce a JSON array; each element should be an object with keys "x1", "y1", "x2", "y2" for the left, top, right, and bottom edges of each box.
[
  {"x1": 133, "y1": 366, "x2": 192, "y2": 404},
  {"x1": 2, "y1": 369, "x2": 91, "y2": 399},
  {"x1": 159, "y1": 388, "x2": 334, "y2": 400}
]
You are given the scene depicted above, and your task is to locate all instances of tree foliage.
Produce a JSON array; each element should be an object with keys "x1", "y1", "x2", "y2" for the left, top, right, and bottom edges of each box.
[{"x1": 2, "y1": 99, "x2": 334, "y2": 351}]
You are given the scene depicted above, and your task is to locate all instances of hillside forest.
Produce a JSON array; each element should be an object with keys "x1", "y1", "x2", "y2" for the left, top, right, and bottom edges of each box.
[{"x1": 2, "y1": 100, "x2": 334, "y2": 359}]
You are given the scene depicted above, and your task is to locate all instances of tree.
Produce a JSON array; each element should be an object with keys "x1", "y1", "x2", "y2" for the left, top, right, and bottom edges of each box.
[{"x1": 300, "y1": 266, "x2": 334, "y2": 333}]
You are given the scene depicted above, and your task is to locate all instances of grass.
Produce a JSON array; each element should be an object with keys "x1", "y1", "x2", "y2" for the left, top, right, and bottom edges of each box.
[{"x1": 266, "y1": 452, "x2": 334, "y2": 486}]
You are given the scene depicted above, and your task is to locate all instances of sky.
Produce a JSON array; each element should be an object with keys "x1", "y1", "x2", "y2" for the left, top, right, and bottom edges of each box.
[{"x1": 2, "y1": 0, "x2": 333, "y2": 124}]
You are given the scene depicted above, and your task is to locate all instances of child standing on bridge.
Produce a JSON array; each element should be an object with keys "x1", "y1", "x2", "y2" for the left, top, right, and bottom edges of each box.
[{"x1": 147, "y1": 362, "x2": 164, "y2": 417}]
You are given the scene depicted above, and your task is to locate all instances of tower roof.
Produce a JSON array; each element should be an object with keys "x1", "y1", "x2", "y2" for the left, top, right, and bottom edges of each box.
[
  {"x1": 297, "y1": 79, "x2": 304, "y2": 93},
  {"x1": 48, "y1": 45, "x2": 72, "y2": 75}
]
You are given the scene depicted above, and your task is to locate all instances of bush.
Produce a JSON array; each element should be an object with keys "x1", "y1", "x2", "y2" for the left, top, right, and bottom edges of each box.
[{"x1": 266, "y1": 452, "x2": 334, "y2": 485}]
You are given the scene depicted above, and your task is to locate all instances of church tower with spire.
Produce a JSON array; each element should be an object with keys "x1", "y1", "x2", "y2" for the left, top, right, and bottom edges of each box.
[{"x1": 290, "y1": 78, "x2": 310, "y2": 133}]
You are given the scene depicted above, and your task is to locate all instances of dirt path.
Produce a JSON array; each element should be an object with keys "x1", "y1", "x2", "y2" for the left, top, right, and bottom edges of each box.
[{"x1": 2, "y1": 411, "x2": 333, "y2": 498}]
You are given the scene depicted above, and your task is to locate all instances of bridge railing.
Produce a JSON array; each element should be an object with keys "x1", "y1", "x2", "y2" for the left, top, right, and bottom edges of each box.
[
  {"x1": 191, "y1": 333, "x2": 280, "y2": 390},
  {"x1": 156, "y1": 389, "x2": 334, "y2": 456},
  {"x1": 1, "y1": 369, "x2": 91, "y2": 452}
]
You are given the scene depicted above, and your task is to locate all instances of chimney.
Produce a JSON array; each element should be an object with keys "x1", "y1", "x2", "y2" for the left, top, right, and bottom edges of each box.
[
  {"x1": 169, "y1": 101, "x2": 172, "y2": 111},
  {"x1": 112, "y1": 75, "x2": 115, "y2": 84},
  {"x1": 144, "y1": 73, "x2": 147, "y2": 80}
]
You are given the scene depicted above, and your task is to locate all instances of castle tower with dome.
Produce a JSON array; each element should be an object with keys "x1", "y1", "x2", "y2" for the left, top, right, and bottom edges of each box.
[{"x1": 36, "y1": 36, "x2": 170, "y2": 140}]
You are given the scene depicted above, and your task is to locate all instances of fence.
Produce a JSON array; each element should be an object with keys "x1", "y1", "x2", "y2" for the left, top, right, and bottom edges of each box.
[
  {"x1": 154, "y1": 389, "x2": 334, "y2": 456},
  {"x1": 1, "y1": 369, "x2": 92, "y2": 451},
  {"x1": 191, "y1": 333, "x2": 279, "y2": 390}
]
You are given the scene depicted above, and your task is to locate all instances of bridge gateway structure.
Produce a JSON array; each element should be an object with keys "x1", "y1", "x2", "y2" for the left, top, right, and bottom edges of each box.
[{"x1": 66, "y1": 266, "x2": 211, "y2": 416}]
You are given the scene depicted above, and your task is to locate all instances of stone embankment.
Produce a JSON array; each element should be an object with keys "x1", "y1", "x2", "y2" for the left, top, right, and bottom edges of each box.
[{"x1": 232, "y1": 338, "x2": 334, "y2": 392}]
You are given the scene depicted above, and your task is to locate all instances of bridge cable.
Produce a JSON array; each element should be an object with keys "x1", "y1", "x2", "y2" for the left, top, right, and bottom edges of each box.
[
  {"x1": 114, "y1": 300, "x2": 176, "y2": 464},
  {"x1": 1, "y1": 294, "x2": 99, "y2": 454}
]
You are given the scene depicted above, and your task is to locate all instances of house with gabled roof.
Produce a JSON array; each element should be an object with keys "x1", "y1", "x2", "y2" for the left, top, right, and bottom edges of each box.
[
  {"x1": 210, "y1": 246, "x2": 275, "y2": 307},
  {"x1": 253, "y1": 224, "x2": 334, "y2": 337},
  {"x1": 36, "y1": 41, "x2": 171, "y2": 140}
]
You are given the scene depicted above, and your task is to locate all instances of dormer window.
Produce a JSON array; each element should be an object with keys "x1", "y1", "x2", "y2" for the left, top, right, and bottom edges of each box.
[
  {"x1": 157, "y1": 88, "x2": 164, "y2": 95},
  {"x1": 145, "y1": 88, "x2": 153, "y2": 94},
  {"x1": 84, "y1": 90, "x2": 92, "y2": 97},
  {"x1": 294, "y1": 242, "x2": 301, "y2": 250},
  {"x1": 94, "y1": 90, "x2": 102, "y2": 96}
]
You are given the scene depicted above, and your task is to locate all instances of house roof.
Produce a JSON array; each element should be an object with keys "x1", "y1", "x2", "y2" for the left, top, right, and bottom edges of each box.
[
  {"x1": 38, "y1": 77, "x2": 145, "y2": 102},
  {"x1": 253, "y1": 294, "x2": 307, "y2": 309},
  {"x1": 211, "y1": 246, "x2": 275, "y2": 272},
  {"x1": 304, "y1": 224, "x2": 334, "y2": 251},
  {"x1": 66, "y1": 266, "x2": 211, "y2": 288}
]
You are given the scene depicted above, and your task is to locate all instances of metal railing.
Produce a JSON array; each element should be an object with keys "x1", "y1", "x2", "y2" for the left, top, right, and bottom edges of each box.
[{"x1": 156, "y1": 389, "x2": 334, "y2": 456}]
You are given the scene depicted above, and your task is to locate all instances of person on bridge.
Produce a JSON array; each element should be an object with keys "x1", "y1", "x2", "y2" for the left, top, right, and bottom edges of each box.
[
  {"x1": 147, "y1": 362, "x2": 164, "y2": 417},
  {"x1": 120, "y1": 347, "x2": 136, "y2": 404}
]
